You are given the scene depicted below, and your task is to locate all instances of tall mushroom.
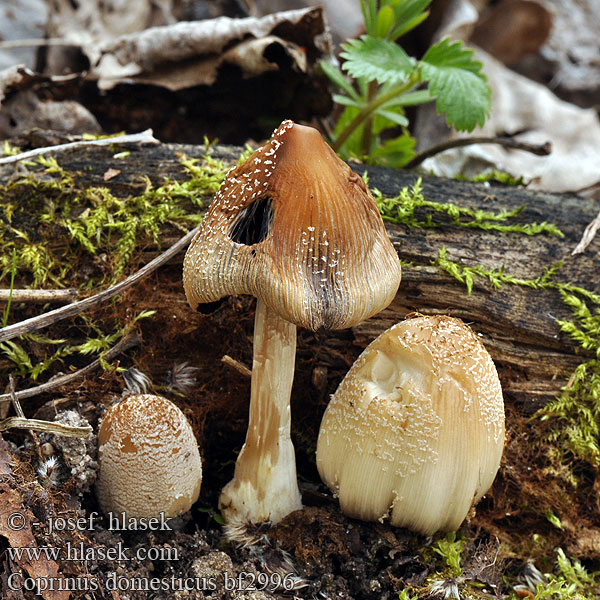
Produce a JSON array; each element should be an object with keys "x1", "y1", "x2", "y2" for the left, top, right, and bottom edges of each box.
[
  {"x1": 183, "y1": 120, "x2": 401, "y2": 526},
  {"x1": 316, "y1": 315, "x2": 505, "y2": 535}
]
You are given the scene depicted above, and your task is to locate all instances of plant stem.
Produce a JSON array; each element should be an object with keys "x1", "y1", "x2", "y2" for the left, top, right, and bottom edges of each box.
[
  {"x1": 332, "y1": 74, "x2": 419, "y2": 153},
  {"x1": 405, "y1": 137, "x2": 552, "y2": 169},
  {"x1": 0, "y1": 417, "x2": 92, "y2": 437},
  {"x1": 360, "y1": 80, "x2": 379, "y2": 157}
]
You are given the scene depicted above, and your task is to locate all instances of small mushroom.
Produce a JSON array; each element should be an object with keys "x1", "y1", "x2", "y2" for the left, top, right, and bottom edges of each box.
[
  {"x1": 96, "y1": 394, "x2": 202, "y2": 519},
  {"x1": 316, "y1": 315, "x2": 505, "y2": 535},
  {"x1": 183, "y1": 119, "x2": 401, "y2": 526}
]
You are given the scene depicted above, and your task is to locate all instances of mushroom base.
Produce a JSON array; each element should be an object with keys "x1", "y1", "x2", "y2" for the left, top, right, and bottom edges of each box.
[{"x1": 219, "y1": 300, "x2": 302, "y2": 526}]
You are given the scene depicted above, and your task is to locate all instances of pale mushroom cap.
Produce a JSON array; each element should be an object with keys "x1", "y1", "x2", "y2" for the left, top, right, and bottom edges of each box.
[
  {"x1": 183, "y1": 119, "x2": 401, "y2": 331},
  {"x1": 316, "y1": 315, "x2": 505, "y2": 535},
  {"x1": 96, "y1": 394, "x2": 202, "y2": 519}
]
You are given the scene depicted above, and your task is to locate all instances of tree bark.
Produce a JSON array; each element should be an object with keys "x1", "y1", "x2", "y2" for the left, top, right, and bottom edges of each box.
[{"x1": 1, "y1": 139, "x2": 597, "y2": 410}]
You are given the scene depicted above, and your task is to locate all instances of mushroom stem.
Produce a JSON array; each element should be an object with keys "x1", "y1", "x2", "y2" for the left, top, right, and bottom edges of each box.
[{"x1": 219, "y1": 299, "x2": 302, "y2": 525}]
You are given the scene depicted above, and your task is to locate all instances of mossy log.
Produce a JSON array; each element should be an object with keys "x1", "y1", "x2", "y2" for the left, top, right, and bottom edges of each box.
[{"x1": 1, "y1": 139, "x2": 598, "y2": 411}]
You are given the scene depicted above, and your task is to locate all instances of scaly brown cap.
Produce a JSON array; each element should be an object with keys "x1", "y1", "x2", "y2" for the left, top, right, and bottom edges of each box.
[
  {"x1": 183, "y1": 120, "x2": 401, "y2": 330},
  {"x1": 96, "y1": 394, "x2": 202, "y2": 519}
]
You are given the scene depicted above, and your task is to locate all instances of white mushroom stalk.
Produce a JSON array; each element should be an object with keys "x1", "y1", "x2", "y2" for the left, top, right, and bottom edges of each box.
[
  {"x1": 317, "y1": 315, "x2": 505, "y2": 536},
  {"x1": 219, "y1": 301, "x2": 302, "y2": 525}
]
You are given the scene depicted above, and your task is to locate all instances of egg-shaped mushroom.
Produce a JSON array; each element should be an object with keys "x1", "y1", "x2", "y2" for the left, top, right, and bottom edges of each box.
[
  {"x1": 316, "y1": 315, "x2": 505, "y2": 535},
  {"x1": 96, "y1": 394, "x2": 202, "y2": 519}
]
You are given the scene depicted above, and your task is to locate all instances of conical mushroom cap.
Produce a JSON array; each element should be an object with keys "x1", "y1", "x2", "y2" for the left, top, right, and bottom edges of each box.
[{"x1": 183, "y1": 120, "x2": 401, "y2": 331}]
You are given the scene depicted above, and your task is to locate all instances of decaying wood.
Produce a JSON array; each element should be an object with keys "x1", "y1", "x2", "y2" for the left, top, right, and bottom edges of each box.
[{"x1": 0, "y1": 139, "x2": 598, "y2": 411}]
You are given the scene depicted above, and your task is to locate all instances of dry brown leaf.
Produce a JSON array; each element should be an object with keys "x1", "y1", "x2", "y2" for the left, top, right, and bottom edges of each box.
[
  {"x1": 471, "y1": 0, "x2": 552, "y2": 66},
  {"x1": 103, "y1": 167, "x2": 121, "y2": 181},
  {"x1": 416, "y1": 0, "x2": 600, "y2": 194},
  {"x1": 572, "y1": 210, "x2": 600, "y2": 255},
  {"x1": 0, "y1": 448, "x2": 69, "y2": 600},
  {"x1": 89, "y1": 7, "x2": 327, "y2": 90},
  {"x1": 0, "y1": 434, "x2": 13, "y2": 475}
]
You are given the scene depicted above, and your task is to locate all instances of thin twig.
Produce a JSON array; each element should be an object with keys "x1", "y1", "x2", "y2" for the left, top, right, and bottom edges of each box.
[
  {"x1": 9, "y1": 376, "x2": 42, "y2": 455},
  {"x1": 221, "y1": 354, "x2": 252, "y2": 378},
  {"x1": 0, "y1": 129, "x2": 159, "y2": 165},
  {"x1": 8, "y1": 377, "x2": 25, "y2": 418},
  {"x1": 0, "y1": 227, "x2": 199, "y2": 343},
  {"x1": 0, "y1": 332, "x2": 140, "y2": 404},
  {"x1": 0, "y1": 289, "x2": 79, "y2": 303},
  {"x1": 0, "y1": 417, "x2": 92, "y2": 437},
  {"x1": 404, "y1": 136, "x2": 552, "y2": 169}
]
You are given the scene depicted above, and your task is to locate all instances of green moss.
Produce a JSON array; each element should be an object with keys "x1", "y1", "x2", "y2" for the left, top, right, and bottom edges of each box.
[
  {"x1": 0, "y1": 146, "x2": 231, "y2": 382},
  {"x1": 0, "y1": 147, "x2": 230, "y2": 289},
  {"x1": 2, "y1": 140, "x2": 22, "y2": 157},
  {"x1": 507, "y1": 548, "x2": 600, "y2": 600},
  {"x1": 455, "y1": 169, "x2": 529, "y2": 186},
  {"x1": 373, "y1": 178, "x2": 563, "y2": 236},
  {"x1": 432, "y1": 532, "x2": 466, "y2": 577}
]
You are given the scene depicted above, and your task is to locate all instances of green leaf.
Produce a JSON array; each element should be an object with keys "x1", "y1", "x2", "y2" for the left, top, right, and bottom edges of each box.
[
  {"x1": 374, "y1": 109, "x2": 409, "y2": 128},
  {"x1": 369, "y1": 132, "x2": 416, "y2": 167},
  {"x1": 382, "y1": 89, "x2": 433, "y2": 107},
  {"x1": 389, "y1": 0, "x2": 431, "y2": 40},
  {"x1": 360, "y1": 0, "x2": 378, "y2": 35},
  {"x1": 332, "y1": 106, "x2": 365, "y2": 159},
  {"x1": 320, "y1": 60, "x2": 359, "y2": 101},
  {"x1": 376, "y1": 5, "x2": 395, "y2": 38},
  {"x1": 332, "y1": 94, "x2": 362, "y2": 108},
  {"x1": 341, "y1": 35, "x2": 415, "y2": 85},
  {"x1": 420, "y1": 38, "x2": 491, "y2": 131}
]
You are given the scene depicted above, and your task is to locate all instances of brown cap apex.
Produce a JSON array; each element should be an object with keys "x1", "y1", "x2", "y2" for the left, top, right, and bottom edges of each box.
[{"x1": 183, "y1": 120, "x2": 401, "y2": 330}]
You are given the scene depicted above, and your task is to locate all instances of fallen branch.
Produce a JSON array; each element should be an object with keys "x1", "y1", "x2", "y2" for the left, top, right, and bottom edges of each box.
[
  {"x1": 0, "y1": 332, "x2": 140, "y2": 403},
  {"x1": 0, "y1": 417, "x2": 92, "y2": 437},
  {"x1": 0, "y1": 288, "x2": 78, "y2": 303},
  {"x1": 0, "y1": 227, "x2": 198, "y2": 343},
  {"x1": 0, "y1": 129, "x2": 159, "y2": 165},
  {"x1": 405, "y1": 136, "x2": 552, "y2": 169}
]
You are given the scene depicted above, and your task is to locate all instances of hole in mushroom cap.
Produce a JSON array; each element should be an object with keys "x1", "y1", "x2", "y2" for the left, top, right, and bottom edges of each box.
[{"x1": 228, "y1": 197, "x2": 274, "y2": 246}]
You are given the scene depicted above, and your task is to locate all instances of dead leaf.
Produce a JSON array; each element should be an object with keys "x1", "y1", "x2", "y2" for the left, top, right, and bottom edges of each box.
[
  {"x1": 89, "y1": 7, "x2": 328, "y2": 91},
  {"x1": 423, "y1": 48, "x2": 600, "y2": 193},
  {"x1": 0, "y1": 434, "x2": 13, "y2": 475},
  {"x1": 0, "y1": 483, "x2": 69, "y2": 600},
  {"x1": 572, "y1": 210, "x2": 600, "y2": 255},
  {"x1": 471, "y1": 0, "x2": 552, "y2": 66},
  {"x1": 103, "y1": 167, "x2": 121, "y2": 181},
  {"x1": 535, "y1": 0, "x2": 600, "y2": 104}
]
